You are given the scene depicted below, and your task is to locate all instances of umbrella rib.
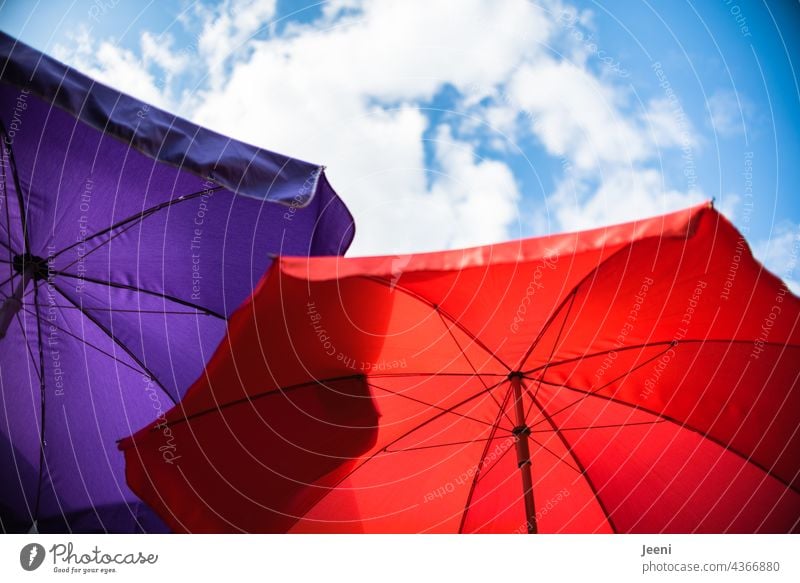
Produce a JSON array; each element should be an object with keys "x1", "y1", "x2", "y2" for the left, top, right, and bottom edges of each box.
[
  {"x1": 59, "y1": 409, "x2": 109, "y2": 533},
  {"x1": 8, "y1": 309, "x2": 63, "y2": 531},
  {"x1": 366, "y1": 380, "x2": 513, "y2": 431},
  {"x1": 51, "y1": 271, "x2": 225, "y2": 320},
  {"x1": 525, "y1": 291, "x2": 577, "y2": 419},
  {"x1": 472, "y1": 438, "x2": 516, "y2": 487},
  {"x1": 0, "y1": 142, "x2": 18, "y2": 298},
  {"x1": 0, "y1": 120, "x2": 31, "y2": 254},
  {"x1": 0, "y1": 379, "x2": 37, "y2": 533},
  {"x1": 530, "y1": 419, "x2": 667, "y2": 433},
  {"x1": 434, "y1": 309, "x2": 515, "y2": 427},
  {"x1": 0, "y1": 272, "x2": 14, "y2": 294},
  {"x1": 50, "y1": 210, "x2": 159, "y2": 275},
  {"x1": 522, "y1": 339, "x2": 800, "y2": 376},
  {"x1": 515, "y1": 288, "x2": 579, "y2": 371},
  {"x1": 51, "y1": 283, "x2": 178, "y2": 406},
  {"x1": 514, "y1": 235, "x2": 674, "y2": 372},
  {"x1": 528, "y1": 390, "x2": 619, "y2": 534},
  {"x1": 31, "y1": 280, "x2": 47, "y2": 525},
  {"x1": 524, "y1": 339, "x2": 678, "y2": 375},
  {"x1": 286, "y1": 378, "x2": 512, "y2": 524},
  {"x1": 14, "y1": 312, "x2": 42, "y2": 381},
  {"x1": 367, "y1": 371, "x2": 508, "y2": 379},
  {"x1": 528, "y1": 435, "x2": 581, "y2": 473},
  {"x1": 23, "y1": 303, "x2": 211, "y2": 315},
  {"x1": 376, "y1": 379, "x2": 512, "y2": 446},
  {"x1": 8, "y1": 310, "x2": 74, "y2": 533},
  {"x1": 457, "y1": 381, "x2": 514, "y2": 533},
  {"x1": 0, "y1": 238, "x2": 13, "y2": 258},
  {"x1": 525, "y1": 342, "x2": 677, "y2": 426},
  {"x1": 50, "y1": 185, "x2": 224, "y2": 260},
  {"x1": 384, "y1": 435, "x2": 511, "y2": 454},
  {"x1": 0, "y1": 239, "x2": 13, "y2": 258},
  {"x1": 0, "y1": 148, "x2": 17, "y2": 264},
  {"x1": 20, "y1": 306, "x2": 146, "y2": 376},
  {"x1": 156, "y1": 374, "x2": 368, "y2": 429},
  {"x1": 146, "y1": 373, "x2": 514, "y2": 533},
  {"x1": 535, "y1": 291, "x2": 575, "y2": 394},
  {"x1": 364, "y1": 275, "x2": 512, "y2": 371},
  {"x1": 533, "y1": 375, "x2": 800, "y2": 496},
  {"x1": 163, "y1": 377, "x2": 508, "y2": 434}
]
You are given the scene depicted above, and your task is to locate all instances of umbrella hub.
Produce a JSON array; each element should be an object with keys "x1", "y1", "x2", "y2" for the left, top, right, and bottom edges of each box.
[
  {"x1": 13, "y1": 253, "x2": 50, "y2": 281},
  {"x1": 511, "y1": 425, "x2": 531, "y2": 438},
  {"x1": 0, "y1": 254, "x2": 43, "y2": 338}
]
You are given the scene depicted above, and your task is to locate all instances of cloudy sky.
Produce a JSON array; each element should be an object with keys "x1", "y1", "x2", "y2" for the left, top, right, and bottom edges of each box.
[{"x1": 1, "y1": 0, "x2": 798, "y2": 289}]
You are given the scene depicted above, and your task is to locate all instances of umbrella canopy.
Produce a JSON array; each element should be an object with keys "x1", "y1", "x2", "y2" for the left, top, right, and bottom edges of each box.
[
  {"x1": 0, "y1": 33, "x2": 354, "y2": 533},
  {"x1": 121, "y1": 203, "x2": 800, "y2": 533}
]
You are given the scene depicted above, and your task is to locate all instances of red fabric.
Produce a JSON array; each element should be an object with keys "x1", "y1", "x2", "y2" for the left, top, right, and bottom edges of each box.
[{"x1": 120, "y1": 203, "x2": 800, "y2": 532}]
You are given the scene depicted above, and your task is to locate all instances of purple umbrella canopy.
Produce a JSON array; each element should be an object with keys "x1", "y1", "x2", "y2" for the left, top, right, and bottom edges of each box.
[{"x1": 0, "y1": 32, "x2": 354, "y2": 533}]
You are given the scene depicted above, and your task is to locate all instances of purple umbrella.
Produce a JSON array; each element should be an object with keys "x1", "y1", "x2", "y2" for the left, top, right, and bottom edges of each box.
[{"x1": 0, "y1": 32, "x2": 354, "y2": 533}]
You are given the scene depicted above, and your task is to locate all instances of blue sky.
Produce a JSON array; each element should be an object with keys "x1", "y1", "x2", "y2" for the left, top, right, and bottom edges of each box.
[{"x1": 1, "y1": 0, "x2": 798, "y2": 289}]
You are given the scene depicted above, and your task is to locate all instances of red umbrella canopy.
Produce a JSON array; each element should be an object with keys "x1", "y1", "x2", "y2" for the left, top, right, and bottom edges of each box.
[{"x1": 120, "y1": 203, "x2": 800, "y2": 533}]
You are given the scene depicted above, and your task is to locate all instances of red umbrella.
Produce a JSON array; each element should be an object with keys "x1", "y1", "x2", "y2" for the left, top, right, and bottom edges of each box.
[{"x1": 120, "y1": 203, "x2": 800, "y2": 533}]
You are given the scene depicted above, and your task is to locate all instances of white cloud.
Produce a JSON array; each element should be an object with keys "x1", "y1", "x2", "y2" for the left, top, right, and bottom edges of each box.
[
  {"x1": 318, "y1": 0, "x2": 365, "y2": 22},
  {"x1": 193, "y1": 0, "x2": 278, "y2": 89},
  {"x1": 715, "y1": 192, "x2": 741, "y2": 223},
  {"x1": 642, "y1": 97, "x2": 698, "y2": 154},
  {"x1": 140, "y1": 32, "x2": 190, "y2": 78},
  {"x1": 51, "y1": 0, "x2": 708, "y2": 255},
  {"x1": 754, "y1": 222, "x2": 800, "y2": 294},
  {"x1": 509, "y1": 58, "x2": 650, "y2": 170},
  {"x1": 53, "y1": 28, "x2": 164, "y2": 107},
  {"x1": 504, "y1": 53, "x2": 706, "y2": 233},
  {"x1": 430, "y1": 126, "x2": 521, "y2": 249},
  {"x1": 507, "y1": 58, "x2": 695, "y2": 174},
  {"x1": 185, "y1": 0, "x2": 547, "y2": 254},
  {"x1": 549, "y1": 166, "x2": 704, "y2": 232}
]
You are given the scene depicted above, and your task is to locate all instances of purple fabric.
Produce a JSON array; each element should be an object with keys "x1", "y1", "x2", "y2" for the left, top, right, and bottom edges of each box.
[{"x1": 0, "y1": 32, "x2": 355, "y2": 533}]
